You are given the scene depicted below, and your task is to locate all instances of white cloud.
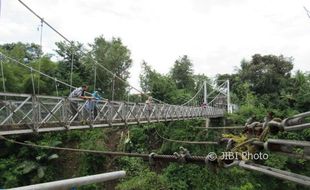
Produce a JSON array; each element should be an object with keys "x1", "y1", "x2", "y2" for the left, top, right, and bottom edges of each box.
[{"x1": 0, "y1": 0, "x2": 310, "y2": 91}]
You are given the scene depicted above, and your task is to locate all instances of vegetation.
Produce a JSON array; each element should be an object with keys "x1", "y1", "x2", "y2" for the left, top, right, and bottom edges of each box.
[{"x1": 0, "y1": 39, "x2": 309, "y2": 189}]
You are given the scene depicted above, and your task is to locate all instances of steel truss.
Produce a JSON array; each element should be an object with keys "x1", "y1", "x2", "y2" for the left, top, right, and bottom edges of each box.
[{"x1": 0, "y1": 92, "x2": 224, "y2": 135}]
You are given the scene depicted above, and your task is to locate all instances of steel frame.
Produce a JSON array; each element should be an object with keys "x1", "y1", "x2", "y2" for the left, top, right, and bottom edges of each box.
[{"x1": 0, "y1": 92, "x2": 225, "y2": 135}]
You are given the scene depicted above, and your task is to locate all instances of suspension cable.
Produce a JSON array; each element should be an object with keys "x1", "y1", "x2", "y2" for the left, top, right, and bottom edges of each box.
[
  {"x1": 70, "y1": 48, "x2": 74, "y2": 92},
  {"x1": 37, "y1": 18, "x2": 43, "y2": 94},
  {"x1": 206, "y1": 81, "x2": 227, "y2": 99},
  {"x1": 0, "y1": 57, "x2": 6, "y2": 93},
  {"x1": 30, "y1": 67, "x2": 36, "y2": 94},
  {"x1": 112, "y1": 73, "x2": 115, "y2": 101},
  {"x1": 0, "y1": 57, "x2": 7, "y2": 101},
  {"x1": 54, "y1": 77, "x2": 59, "y2": 96},
  {"x1": 17, "y1": 0, "x2": 71, "y2": 43},
  {"x1": 181, "y1": 83, "x2": 204, "y2": 106},
  {"x1": 0, "y1": 135, "x2": 208, "y2": 164},
  {"x1": 94, "y1": 64, "x2": 96, "y2": 90},
  {"x1": 0, "y1": 134, "x2": 148, "y2": 157}
]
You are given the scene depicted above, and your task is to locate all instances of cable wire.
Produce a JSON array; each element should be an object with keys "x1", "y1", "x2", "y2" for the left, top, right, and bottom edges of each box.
[
  {"x1": 0, "y1": 135, "x2": 208, "y2": 164},
  {"x1": 70, "y1": 49, "x2": 74, "y2": 92},
  {"x1": 37, "y1": 18, "x2": 43, "y2": 94},
  {"x1": 181, "y1": 83, "x2": 204, "y2": 106},
  {"x1": 17, "y1": 0, "x2": 71, "y2": 43},
  {"x1": 30, "y1": 67, "x2": 36, "y2": 94},
  {"x1": 0, "y1": 57, "x2": 6, "y2": 93}
]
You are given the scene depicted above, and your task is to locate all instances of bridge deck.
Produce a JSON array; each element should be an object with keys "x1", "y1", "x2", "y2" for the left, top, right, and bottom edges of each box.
[{"x1": 0, "y1": 92, "x2": 225, "y2": 135}]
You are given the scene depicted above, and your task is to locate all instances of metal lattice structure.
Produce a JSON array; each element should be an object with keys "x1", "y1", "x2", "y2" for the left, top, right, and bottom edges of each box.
[{"x1": 0, "y1": 92, "x2": 225, "y2": 135}]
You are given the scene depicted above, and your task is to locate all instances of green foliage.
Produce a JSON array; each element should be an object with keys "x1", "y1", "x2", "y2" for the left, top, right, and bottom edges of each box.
[
  {"x1": 291, "y1": 71, "x2": 310, "y2": 111},
  {"x1": 117, "y1": 170, "x2": 169, "y2": 190},
  {"x1": 140, "y1": 60, "x2": 201, "y2": 104},
  {"x1": 116, "y1": 157, "x2": 147, "y2": 176},
  {"x1": 264, "y1": 154, "x2": 288, "y2": 169},
  {"x1": 163, "y1": 164, "x2": 202, "y2": 190},
  {"x1": 239, "y1": 54, "x2": 293, "y2": 96},
  {"x1": 55, "y1": 41, "x2": 90, "y2": 89},
  {"x1": 169, "y1": 89, "x2": 192, "y2": 104},
  {"x1": 140, "y1": 61, "x2": 178, "y2": 103},
  {"x1": 0, "y1": 157, "x2": 21, "y2": 187},
  {"x1": 230, "y1": 182, "x2": 255, "y2": 190},
  {"x1": 88, "y1": 36, "x2": 132, "y2": 100},
  {"x1": 78, "y1": 129, "x2": 107, "y2": 176},
  {"x1": 0, "y1": 135, "x2": 61, "y2": 188},
  {"x1": 128, "y1": 127, "x2": 149, "y2": 152},
  {"x1": 0, "y1": 42, "x2": 42, "y2": 62},
  {"x1": 171, "y1": 55, "x2": 195, "y2": 92},
  {"x1": 1, "y1": 38, "x2": 132, "y2": 99},
  {"x1": 227, "y1": 85, "x2": 266, "y2": 124}
]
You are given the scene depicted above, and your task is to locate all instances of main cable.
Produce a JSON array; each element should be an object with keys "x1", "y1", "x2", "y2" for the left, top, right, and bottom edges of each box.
[{"x1": 17, "y1": 0, "x2": 71, "y2": 43}]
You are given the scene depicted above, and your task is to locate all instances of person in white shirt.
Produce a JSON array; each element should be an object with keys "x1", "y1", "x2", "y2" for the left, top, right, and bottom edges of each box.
[
  {"x1": 145, "y1": 96, "x2": 153, "y2": 117},
  {"x1": 68, "y1": 85, "x2": 88, "y2": 120}
]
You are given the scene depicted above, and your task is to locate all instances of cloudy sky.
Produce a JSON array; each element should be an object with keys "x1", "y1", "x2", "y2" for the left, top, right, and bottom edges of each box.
[{"x1": 0, "y1": 0, "x2": 310, "y2": 89}]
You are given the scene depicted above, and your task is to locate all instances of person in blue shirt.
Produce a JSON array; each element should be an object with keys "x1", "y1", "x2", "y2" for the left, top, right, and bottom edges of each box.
[{"x1": 86, "y1": 90, "x2": 103, "y2": 120}]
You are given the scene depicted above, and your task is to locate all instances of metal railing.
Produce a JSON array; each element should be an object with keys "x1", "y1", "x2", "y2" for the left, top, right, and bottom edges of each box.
[
  {"x1": 0, "y1": 92, "x2": 225, "y2": 135},
  {"x1": 8, "y1": 170, "x2": 126, "y2": 190}
]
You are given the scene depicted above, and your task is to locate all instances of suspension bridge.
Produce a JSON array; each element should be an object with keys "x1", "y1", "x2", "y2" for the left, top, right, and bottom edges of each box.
[
  {"x1": 1, "y1": 0, "x2": 310, "y2": 189},
  {"x1": 0, "y1": 49, "x2": 229, "y2": 136},
  {"x1": 0, "y1": 90, "x2": 226, "y2": 136}
]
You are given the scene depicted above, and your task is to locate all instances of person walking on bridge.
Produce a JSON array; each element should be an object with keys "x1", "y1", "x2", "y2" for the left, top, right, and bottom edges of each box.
[
  {"x1": 68, "y1": 85, "x2": 89, "y2": 121},
  {"x1": 85, "y1": 90, "x2": 103, "y2": 120},
  {"x1": 145, "y1": 96, "x2": 153, "y2": 118}
]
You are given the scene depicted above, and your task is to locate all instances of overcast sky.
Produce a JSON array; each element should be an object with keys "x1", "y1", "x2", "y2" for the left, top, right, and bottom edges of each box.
[{"x1": 0, "y1": 0, "x2": 310, "y2": 89}]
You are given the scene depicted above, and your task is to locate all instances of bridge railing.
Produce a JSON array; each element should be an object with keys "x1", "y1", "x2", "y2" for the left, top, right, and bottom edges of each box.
[{"x1": 0, "y1": 92, "x2": 224, "y2": 134}]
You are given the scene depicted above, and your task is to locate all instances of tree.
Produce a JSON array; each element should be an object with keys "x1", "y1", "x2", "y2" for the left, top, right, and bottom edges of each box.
[
  {"x1": 238, "y1": 54, "x2": 294, "y2": 109},
  {"x1": 140, "y1": 61, "x2": 154, "y2": 94},
  {"x1": 55, "y1": 41, "x2": 90, "y2": 92},
  {"x1": 171, "y1": 55, "x2": 195, "y2": 93},
  {"x1": 88, "y1": 36, "x2": 132, "y2": 100},
  {"x1": 0, "y1": 42, "x2": 42, "y2": 62},
  {"x1": 0, "y1": 42, "x2": 43, "y2": 93},
  {"x1": 239, "y1": 54, "x2": 293, "y2": 95},
  {"x1": 193, "y1": 74, "x2": 211, "y2": 92},
  {"x1": 23, "y1": 56, "x2": 58, "y2": 95},
  {"x1": 140, "y1": 61, "x2": 178, "y2": 103},
  {"x1": 291, "y1": 71, "x2": 310, "y2": 111}
]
